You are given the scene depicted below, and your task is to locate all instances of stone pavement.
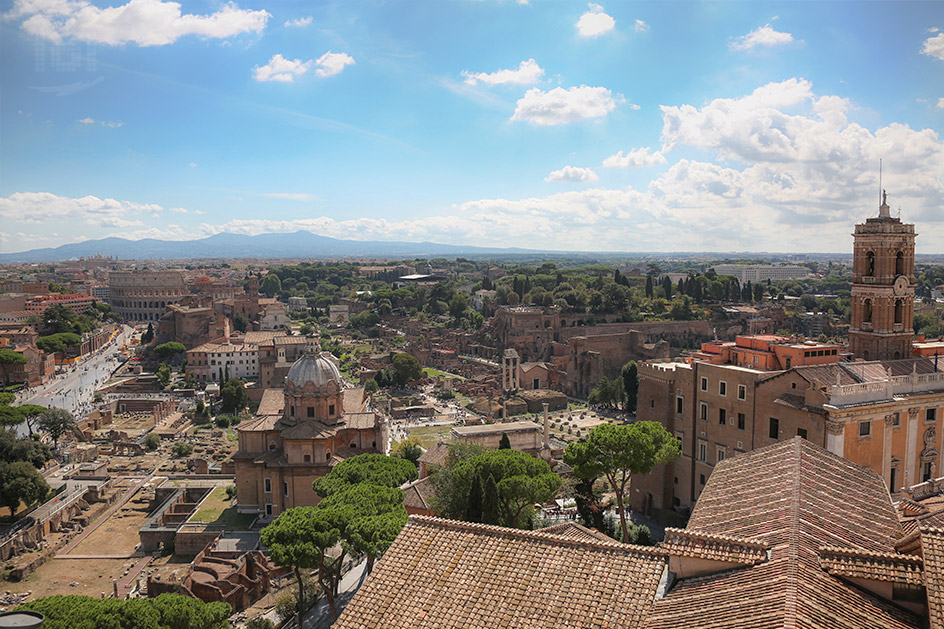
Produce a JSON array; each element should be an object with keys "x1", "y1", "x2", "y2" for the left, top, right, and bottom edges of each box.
[{"x1": 57, "y1": 474, "x2": 153, "y2": 556}]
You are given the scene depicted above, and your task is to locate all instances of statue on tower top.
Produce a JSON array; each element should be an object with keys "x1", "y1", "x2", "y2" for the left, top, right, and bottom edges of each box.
[{"x1": 879, "y1": 188, "x2": 891, "y2": 218}]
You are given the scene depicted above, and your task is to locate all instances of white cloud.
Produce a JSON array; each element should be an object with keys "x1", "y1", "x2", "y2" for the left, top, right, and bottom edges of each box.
[
  {"x1": 169, "y1": 207, "x2": 188, "y2": 213},
  {"x1": 576, "y1": 3, "x2": 614, "y2": 38},
  {"x1": 603, "y1": 147, "x2": 667, "y2": 168},
  {"x1": 7, "y1": 0, "x2": 270, "y2": 46},
  {"x1": 253, "y1": 54, "x2": 312, "y2": 83},
  {"x1": 633, "y1": 19, "x2": 649, "y2": 32},
  {"x1": 261, "y1": 192, "x2": 314, "y2": 201},
  {"x1": 545, "y1": 166, "x2": 599, "y2": 183},
  {"x1": 187, "y1": 162, "x2": 198, "y2": 168},
  {"x1": 0, "y1": 192, "x2": 161, "y2": 228},
  {"x1": 462, "y1": 59, "x2": 544, "y2": 86},
  {"x1": 284, "y1": 16, "x2": 311, "y2": 28},
  {"x1": 730, "y1": 23, "x2": 794, "y2": 51},
  {"x1": 937, "y1": 98, "x2": 944, "y2": 110},
  {"x1": 922, "y1": 33, "x2": 944, "y2": 61},
  {"x1": 76, "y1": 117, "x2": 123, "y2": 127},
  {"x1": 78, "y1": 117, "x2": 95, "y2": 124},
  {"x1": 512, "y1": 85, "x2": 621, "y2": 126},
  {"x1": 314, "y1": 51, "x2": 355, "y2": 78}
]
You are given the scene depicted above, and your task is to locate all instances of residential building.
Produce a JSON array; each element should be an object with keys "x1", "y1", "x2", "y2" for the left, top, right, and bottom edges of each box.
[
  {"x1": 186, "y1": 340, "x2": 259, "y2": 383},
  {"x1": 24, "y1": 293, "x2": 96, "y2": 316},
  {"x1": 710, "y1": 263, "x2": 810, "y2": 282}
]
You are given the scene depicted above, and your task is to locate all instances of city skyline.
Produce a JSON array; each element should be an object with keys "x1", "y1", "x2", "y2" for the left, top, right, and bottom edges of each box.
[{"x1": 1, "y1": 0, "x2": 943, "y2": 255}]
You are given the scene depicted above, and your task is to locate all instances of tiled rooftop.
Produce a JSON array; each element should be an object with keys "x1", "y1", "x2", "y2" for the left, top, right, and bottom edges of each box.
[
  {"x1": 819, "y1": 546, "x2": 925, "y2": 586},
  {"x1": 661, "y1": 528, "x2": 768, "y2": 565},
  {"x1": 333, "y1": 515, "x2": 665, "y2": 629}
]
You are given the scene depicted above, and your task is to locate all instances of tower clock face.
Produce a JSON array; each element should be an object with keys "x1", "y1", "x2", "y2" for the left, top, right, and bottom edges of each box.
[{"x1": 894, "y1": 275, "x2": 909, "y2": 296}]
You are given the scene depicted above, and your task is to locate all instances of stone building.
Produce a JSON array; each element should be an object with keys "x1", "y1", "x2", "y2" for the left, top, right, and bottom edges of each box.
[
  {"x1": 233, "y1": 351, "x2": 388, "y2": 518},
  {"x1": 257, "y1": 334, "x2": 309, "y2": 389},
  {"x1": 109, "y1": 270, "x2": 189, "y2": 322},
  {"x1": 849, "y1": 191, "x2": 916, "y2": 361},
  {"x1": 157, "y1": 296, "x2": 231, "y2": 349}
]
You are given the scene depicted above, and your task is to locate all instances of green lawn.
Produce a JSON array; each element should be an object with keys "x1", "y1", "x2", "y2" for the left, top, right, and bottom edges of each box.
[
  {"x1": 405, "y1": 424, "x2": 453, "y2": 450},
  {"x1": 189, "y1": 486, "x2": 255, "y2": 529},
  {"x1": 423, "y1": 368, "x2": 466, "y2": 380}
]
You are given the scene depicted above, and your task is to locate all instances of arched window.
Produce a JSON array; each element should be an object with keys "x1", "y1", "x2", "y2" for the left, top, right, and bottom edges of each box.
[
  {"x1": 895, "y1": 299, "x2": 903, "y2": 324},
  {"x1": 863, "y1": 299, "x2": 872, "y2": 323},
  {"x1": 866, "y1": 251, "x2": 875, "y2": 277},
  {"x1": 896, "y1": 251, "x2": 905, "y2": 276}
]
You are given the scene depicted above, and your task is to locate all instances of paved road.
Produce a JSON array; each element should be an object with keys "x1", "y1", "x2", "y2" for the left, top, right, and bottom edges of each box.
[{"x1": 13, "y1": 325, "x2": 134, "y2": 437}]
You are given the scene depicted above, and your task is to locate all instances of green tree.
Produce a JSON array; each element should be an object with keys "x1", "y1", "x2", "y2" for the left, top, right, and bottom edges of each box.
[
  {"x1": 233, "y1": 312, "x2": 249, "y2": 333},
  {"x1": 16, "y1": 593, "x2": 230, "y2": 629},
  {"x1": 621, "y1": 361, "x2": 638, "y2": 414},
  {"x1": 317, "y1": 483, "x2": 407, "y2": 573},
  {"x1": 141, "y1": 323, "x2": 154, "y2": 344},
  {"x1": 0, "y1": 406, "x2": 23, "y2": 428},
  {"x1": 145, "y1": 433, "x2": 161, "y2": 451},
  {"x1": 0, "y1": 349, "x2": 27, "y2": 388},
  {"x1": 0, "y1": 429, "x2": 51, "y2": 468},
  {"x1": 313, "y1": 453, "x2": 417, "y2": 498},
  {"x1": 391, "y1": 353, "x2": 423, "y2": 387},
  {"x1": 36, "y1": 332, "x2": 82, "y2": 354},
  {"x1": 563, "y1": 422, "x2": 680, "y2": 544},
  {"x1": 37, "y1": 408, "x2": 76, "y2": 449},
  {"x1": 390, "y1": 437, "x2": 423, "y2": 467},
  {"x1": 154, "y1": 342, "x2": 186, "y2": 359},
  {"x1": 156, "y1": 363, "x2": 172, "y2": 387},
  {"x1": 220, "y1": 378, "x2": 247, "y2": 413},
  {"x1": 0, "y1": 460, "x2": 49, "y2": 514},
  {"x1": 645, "y1": 275, "x2": 653, "y2": 298},
  {"x1": 261, "y1": 506, "x2": 343, "y2": 622},
  {"x1": 480, "y1": 473, "x2": 500, "y2": 525},
  {"x1": 261, "y1": 273, "x2": 282, "y2": 298},
  {"x1": 432, "y1": 449, "x2": 560, "y2": 529},
  {"x1": 499, "y1": 433, "x2": 511, "y2": 450},
  {"x1": 172, "y1": 442, "x2": 194, "y2": 457}
]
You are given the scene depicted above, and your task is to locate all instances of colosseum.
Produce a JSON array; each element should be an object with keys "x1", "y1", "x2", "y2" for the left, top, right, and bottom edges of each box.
[{"x1": 109, "y1": 270, "x2": 189, "y2": 322}]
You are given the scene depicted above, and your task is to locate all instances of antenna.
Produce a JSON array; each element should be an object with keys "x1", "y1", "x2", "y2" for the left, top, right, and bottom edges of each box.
[{"x1": 879, "y1": 158, "x2": 882, "y2": 208}]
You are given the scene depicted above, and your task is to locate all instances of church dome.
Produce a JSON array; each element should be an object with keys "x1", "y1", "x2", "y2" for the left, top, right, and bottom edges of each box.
[{"x1": 285, "y1": 351, "x2": 343, "y2": 394}]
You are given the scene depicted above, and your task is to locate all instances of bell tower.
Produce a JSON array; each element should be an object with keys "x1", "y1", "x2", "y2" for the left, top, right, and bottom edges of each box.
[{"x1": 849, "y1": 191, "x2": 916, "y2": 361}]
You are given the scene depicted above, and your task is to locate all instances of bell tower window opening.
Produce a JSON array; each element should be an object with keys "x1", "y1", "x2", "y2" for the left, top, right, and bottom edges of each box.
[
  {"x1": 863, "y1": 299, "x2": 872, "y2": 323},
  {"x1": 895, "y1": 299, "x2": 903, "y2": 325},
  {"x1": 896, "y1": 251, "x2": 905, "y2": 276},
  {"x1": 866, "y1": 251, "x2": 875, "y2": 277}
]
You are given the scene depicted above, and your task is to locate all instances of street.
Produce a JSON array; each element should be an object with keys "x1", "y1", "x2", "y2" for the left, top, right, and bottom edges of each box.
[{"x1": 12, "y1": 324, "x2": 134, "y2": 436}]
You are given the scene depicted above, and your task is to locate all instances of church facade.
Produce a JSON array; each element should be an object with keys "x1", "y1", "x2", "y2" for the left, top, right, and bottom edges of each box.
[{"x1": 233, "y1": 351, "x2": 388, "y2": 518}]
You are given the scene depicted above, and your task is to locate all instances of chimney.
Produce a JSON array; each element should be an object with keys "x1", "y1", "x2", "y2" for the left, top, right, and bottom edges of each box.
[{"x1": 542, "y1": 402, "x2": 549, "y2": 449}]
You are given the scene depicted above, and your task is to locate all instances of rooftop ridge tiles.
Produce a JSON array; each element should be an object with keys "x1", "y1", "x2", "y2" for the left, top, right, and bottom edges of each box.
[
  {"x1": 407, "y1": 515, "x2": 667, "y2": 558},
  {"x1": 663, "y1": 527, "x2": 770, "y2": 550},
  {"x1": 819, "y1": 545, "x2": 925, "y2": 564}
]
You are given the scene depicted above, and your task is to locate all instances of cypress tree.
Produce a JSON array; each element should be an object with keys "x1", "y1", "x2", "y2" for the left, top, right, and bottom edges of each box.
[
  {"x1": 645, "y1": 276, "x2": 653, "y2": 298},
  {"x1": 499, "y1": 433, "x2": 511, "y2": 450},
  {"x1": 481, "y1": 474, "x2": 500, "y2": 525},
  {"x1": 465, "y1": 474, "x2": 483, "y2": 523}
]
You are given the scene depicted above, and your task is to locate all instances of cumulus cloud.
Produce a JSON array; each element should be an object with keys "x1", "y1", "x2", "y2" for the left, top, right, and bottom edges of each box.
[
  {"x1": 314, "y1": 51, "x2": 354, "y2": 77},
  {"x1": 603, "y1": 147, "x2": 667, "y2": 168},
  {"x1": 253, "y1": 54, "x2": 311, "y2": 83},
  {"x1": 5, "y1": 0, "x2": 270, "y2": 46},
  {"x1": 545, "y1": 166, "x2": 599, "y2": 183},
  {"x1": 284, "y1": 16, "x2": 311, "y2": 28},
  {"x1": 0, "y1": 192, "x2": 162, "y2": 228},
  {"x1": 169, "y1": 207, "x2": 188, "y2": 213},
  {"x1": 730, "y1": 24, "x2": 794, "y2": 51},
  {"x1": 512, "y1": 85, "x2": 621, "y2": 126},
  {"x1": 633, "y1": 19, "x2": 649, "y2": 32},
  {"x1": 923, "y1": 32, "x2": 944, "y2": 61},
  {"x1": 576, "y1": 3, "x2": 614, "y2": 37},
  {"x1": 938, "y1": 98, "x2": 944, "y2": 109},
  {"x1": 461, "y1": 59, "x2": 544, "y2": 86}
]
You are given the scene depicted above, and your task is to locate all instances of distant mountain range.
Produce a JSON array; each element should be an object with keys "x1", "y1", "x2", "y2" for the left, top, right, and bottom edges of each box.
[{"x1": 0, "y1": 231, "x2": 539, "y2": 263}]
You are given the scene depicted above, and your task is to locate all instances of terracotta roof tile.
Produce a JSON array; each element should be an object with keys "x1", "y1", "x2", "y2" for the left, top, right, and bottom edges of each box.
[
  {"x1": 918, "y1": 527, "x2": 944, "y2": 629},
  {"x1": 539, "y1": 521, "x2": 614, "y2": 544},
  {"x1": 661, "y1": 528, "x2": 768, "y2": 565},
  {"x1": 648, "y1": 437, "x2": 922, "y2": 629},
  {"x1": 333, "y1": 515, "x2": 666, "y2": 629},
  {"x1": 402, "y1": 477, "x2": 436, "y2": 511},
  {"x1": 417, "y1": 441, "x2": 449, "y2": 468},
  {"x1": 819, "y1": 546, "x2": 925, "y2": 586}
]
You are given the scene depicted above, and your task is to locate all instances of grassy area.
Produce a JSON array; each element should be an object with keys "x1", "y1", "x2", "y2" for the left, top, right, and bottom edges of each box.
[
  {"x1": 189, "y1": 486, "x2": 255, "y2": 529},
  {"x1": 225, "y1": 428, "x2": 238, "y2": 442},
  {"x1": 405, "y1": 424, "x2": 453, "y2": 450},
  {"x1": 423, "y1": 368, "x2": 466, "y2": 380}
]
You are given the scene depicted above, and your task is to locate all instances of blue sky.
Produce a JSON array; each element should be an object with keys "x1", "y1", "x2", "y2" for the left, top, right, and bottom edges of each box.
[{"x1": 1, "y1": 0, "x2": 943, "y2": 255}]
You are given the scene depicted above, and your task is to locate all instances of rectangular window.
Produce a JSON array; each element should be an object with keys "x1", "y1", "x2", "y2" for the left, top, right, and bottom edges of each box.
[
  {"x1": 283, "y1": 481, "x2": 289, "y2": 497},
  {"x1": 700, "y1": 377, "x2": 708, "y2": 392},
  {"x1": 737, "y1": 384, "x2": 747, "y2": 400},
  {"x1": 719, "y1": 381, "x2": 727, "y2": 396},
  {"x1": 699, "y1": 442, "x2": 707, "y2": 461},
  {"x1": 890, "y1": 467, "x2": 897, "y2": 492},
  {"x1": 307, "y1": 407, "x2": 315, "y2": 418},
  {"x1": 719, "y1": 408, "x2": 727, "y2": 425},
  {"x1": 329, "y1": 404, "x2": 336, "y2": 416},
  {"x1": 700, "y1": 402, "x2": 708, "y2": 421},
  {"x1": 859, "y1": 421, "x2": 871, "y2": 437},
  {"x1": 924, "y1": 461, "x2": 933, "y2": 483},
  {"x1": 797, "y1": 428, "x2": 808, "y2": 439},
  {"x1": 264, "y1": 478, "x2": 271, "y2": 493},
  {"x1": 927, "y1": 409, "x2": 938, "y2": 423},
  {"x1": 676, "y1": 396, "x2": 683, "y2": 414},
  {"x1": 769, "y1": 418, "x2": 779, "y2": 440},
  {"x1": 717, "y1": 448, "x2": 726, "y2": 462},
  {"x1": 737, "y1": 413, "x2": 746, "y2": 430},
  {"x1": 699, "y1": 474, "x2": 706, "y2": 485}
]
